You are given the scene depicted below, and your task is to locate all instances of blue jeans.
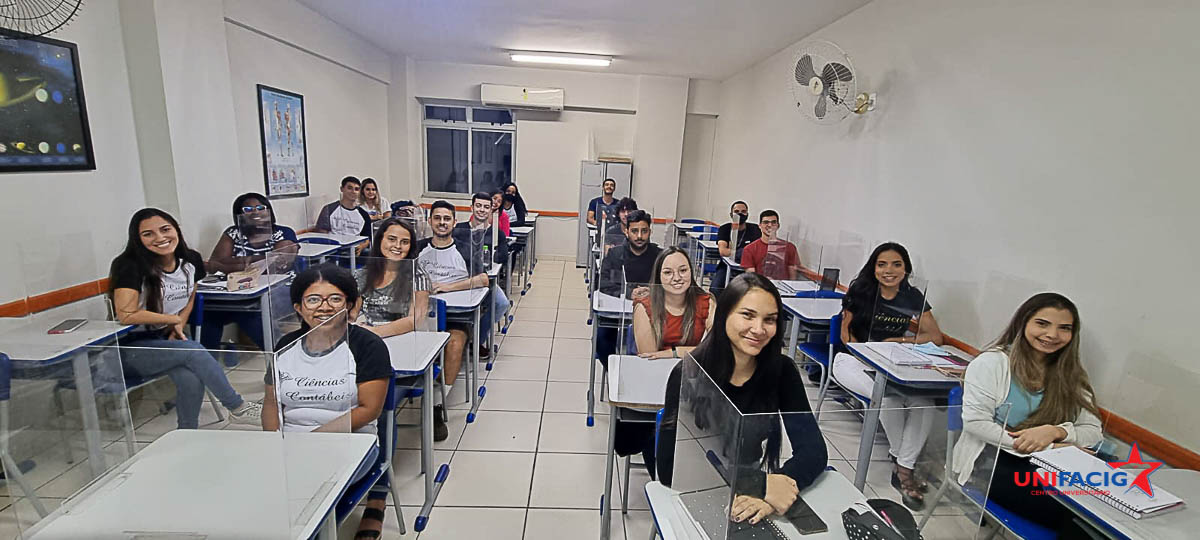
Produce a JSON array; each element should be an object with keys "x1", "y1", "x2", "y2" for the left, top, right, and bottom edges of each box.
[
  {"x1": 199, "y1": 311, "x2": 264, "y2": 350},
  {"x1": 121, "y1": 337, "x2": 245, "y2": 429},
  {"x1": 481, "y1": 287, "x2": 510, "y2": 329}
]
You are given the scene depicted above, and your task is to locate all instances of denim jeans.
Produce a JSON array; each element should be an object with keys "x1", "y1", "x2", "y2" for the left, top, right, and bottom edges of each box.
[
  {"x1": 481, "y1": 287, "x2": 510, "y2": 330},
  {"x1": 121, "y1": 337, "x2": 245, "y2": 429},
  {"x1": 199, "y1": 311, "x2": 264, "y2": 350}
]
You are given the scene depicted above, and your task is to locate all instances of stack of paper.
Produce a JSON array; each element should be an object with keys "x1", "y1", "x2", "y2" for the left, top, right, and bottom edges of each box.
[{"x1": 864, "y1": 342, "x2": 962, "y2": 368}]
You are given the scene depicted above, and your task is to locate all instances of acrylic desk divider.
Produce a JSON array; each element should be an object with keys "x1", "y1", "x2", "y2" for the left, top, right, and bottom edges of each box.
[{"x1": 664, "y1": 354, "x2": 1007, "y2": 539}]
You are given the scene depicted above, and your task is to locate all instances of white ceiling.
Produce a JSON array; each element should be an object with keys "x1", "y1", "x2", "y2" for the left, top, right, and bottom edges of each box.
[{"x1": 296, "y1": 0, "x2": 870, "y2": 80}]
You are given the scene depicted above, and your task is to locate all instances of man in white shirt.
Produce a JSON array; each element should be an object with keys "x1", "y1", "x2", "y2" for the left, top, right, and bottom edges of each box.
[{"x1": 315, "y1": 176, "x2": 372, "y2": 243}]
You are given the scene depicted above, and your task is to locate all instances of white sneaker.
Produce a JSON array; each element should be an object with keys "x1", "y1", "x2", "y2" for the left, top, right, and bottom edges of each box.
[{"x1": 227, "y1": 400, "x2": 262, "y2": 425}]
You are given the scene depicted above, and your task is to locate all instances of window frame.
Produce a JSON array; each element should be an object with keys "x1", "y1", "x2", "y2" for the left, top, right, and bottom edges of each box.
[{"x1": 422, "y1": 104, "x2": 516, "y2": 199}]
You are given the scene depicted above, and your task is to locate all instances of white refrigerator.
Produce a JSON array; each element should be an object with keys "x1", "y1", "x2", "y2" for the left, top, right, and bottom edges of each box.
[{"x1": 576, "y1": 161, "x2": 633, "y2": 266}]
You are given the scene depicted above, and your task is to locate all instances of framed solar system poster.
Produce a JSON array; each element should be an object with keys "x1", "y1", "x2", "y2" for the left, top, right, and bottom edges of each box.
[
  {"x1": 257, "y1": 84, "x2": 309, "y2": 198},
  {"x1": 0, "y1": 30, "x2": 97, "y2": 172}
]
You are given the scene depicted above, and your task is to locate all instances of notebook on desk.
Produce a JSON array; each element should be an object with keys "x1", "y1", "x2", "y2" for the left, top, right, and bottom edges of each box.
[
  {"x1": 679, "y1": 487, "x2": 826, "y2": 539},
  {"x1": 1031, "y1": 446, "x2": 1186, "y2": 519},
  {"x1": 863, "y1": 342, "x2": 963, "y2": 368}
]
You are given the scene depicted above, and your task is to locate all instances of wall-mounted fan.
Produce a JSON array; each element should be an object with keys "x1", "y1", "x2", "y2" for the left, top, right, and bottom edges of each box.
[
  {"x1": 0, "y1": 0, "x2": 83, "y2": 37},
  {"x1": 788, "y1": 40, "x2": 875, "y2": 125}
]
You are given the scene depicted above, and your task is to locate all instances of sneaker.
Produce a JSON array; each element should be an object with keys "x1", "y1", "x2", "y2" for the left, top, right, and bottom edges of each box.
[
  {"x1": 479, "y1": 344, "x2": 491, "y2": 360},
  {"x1": 433, "y1": 405, "x2": 449, "y2": 442},
  {"x1": 228, "y1": 400, "x2": 262, "y2": 425}
]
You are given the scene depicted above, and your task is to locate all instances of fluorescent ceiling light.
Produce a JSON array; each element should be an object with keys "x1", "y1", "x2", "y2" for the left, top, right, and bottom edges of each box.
[{"x1": 509, "y1": 51, "x2": 612, "y2": 67}]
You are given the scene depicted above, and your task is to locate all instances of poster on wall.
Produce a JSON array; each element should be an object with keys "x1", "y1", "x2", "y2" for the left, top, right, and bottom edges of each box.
[
  {"x1": 0, "y1": 30, "x2": 96, "y2": 173},
  {"x1": 256, "y1": 84, "x2": 308, "y2": 198}
]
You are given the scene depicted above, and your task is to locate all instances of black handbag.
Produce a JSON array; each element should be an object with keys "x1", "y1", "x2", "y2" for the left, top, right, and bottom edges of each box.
[{"x1": 842, "y1": 500, "x2": 923, "y2": 540}]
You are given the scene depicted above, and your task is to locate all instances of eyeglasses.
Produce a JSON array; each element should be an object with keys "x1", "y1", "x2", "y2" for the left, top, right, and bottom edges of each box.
[
  {"x1": 302, "y1": 294, "x2": 347, "y2": 309},
  {"x1": 761, "y1": 220, "x2": 779, "y2": 226},
  {"x1": 241, "y1": 205, "x2": 268, "y2": 213}
]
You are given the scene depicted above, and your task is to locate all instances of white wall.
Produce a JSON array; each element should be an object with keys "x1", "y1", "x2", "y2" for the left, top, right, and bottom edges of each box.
[
  {"x1": 677, "y1": 114, "x2": 718, "y2": 220},
  {"x1": 704, "y1": 0, "x2": 1200, "y2": 448},
  {"x1": 0, "y1": 0, "x2": 145, "y2": 304},
  {"x1": 405, "y1": 61, "x2": 688, "y2": 259}
]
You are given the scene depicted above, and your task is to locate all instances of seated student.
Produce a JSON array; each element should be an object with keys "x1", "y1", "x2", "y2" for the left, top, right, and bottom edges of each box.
[
  {"x1": 416, "y1": 201, "x2": 492, "y2": 431},
  {"x1": 740, "y1": 209, "x2": 800, "y2": 281},
  {"x1": 601, "y1": 197, "x2": 638, "y2": 256},
  {"x1": 595, "y1": 210, "x2": 662, "y2": 366},
  {"x1": 315, "y1": 176, "x2": 373, "y2": 241},
  {"x1": 711, "y1": 200, "x2": 762, "y2": 296},
  {"x1": 391, "y1": 200, "x2": 434, "y2": 240},
  {"x1": 489, "y1": 189, "x2": 511, "y2": 238},
  {"x1": 955, "y1": 293, "x2": 1102, "y2": 538},
  {"x1": 262, "y1": 265, "x2": 394, "y2": 539},
  {"x1": 502, "y1": 182, "x2": 528, "y2": 226},
  {"x1": 831, "y1": 242, "x2": 943, "y2": 510},
  {"x1": 109, "y1": 208, "x2": 260, "y2": 429},
  {"x1": 455, "y1": 192, "x2": 511, "y2": 333},
  {"x1": 614, "y1": 247, "x2": 716, "y2": 475},
  {"x1": 201, "y1": 192, "x2": 299, "y2": 351},
  {"x1": 658, "y1": 273, "x2": 828, "y2": 523},
  {"x1": 359, "y1": 178, "x2": 390, "y2": 221},
  {"x1": 586, "y1": 178, "x2": 619, "y2": 226}
]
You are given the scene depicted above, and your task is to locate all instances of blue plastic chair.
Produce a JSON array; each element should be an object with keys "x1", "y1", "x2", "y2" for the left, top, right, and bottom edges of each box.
[
  {"x1": 917, "y1": 386, "x2": 1056, "y2": 539},
  {"x1": 331, "y1": 376, "x2": 406, "y2": 535},
  {"x1": 679, "y1": 218, "x2": 706, "y2": 225},
  {"x1": 689, "y1": 225, "x2": 717, "y2": 234},
  {"x1": 795, "y1": 314, "x2": 863, "y2": 419}
]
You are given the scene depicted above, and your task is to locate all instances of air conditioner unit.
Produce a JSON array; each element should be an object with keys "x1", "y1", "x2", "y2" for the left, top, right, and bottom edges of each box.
[{"x1": 480, "y1": 83, "x2": 564, "y2": 111}]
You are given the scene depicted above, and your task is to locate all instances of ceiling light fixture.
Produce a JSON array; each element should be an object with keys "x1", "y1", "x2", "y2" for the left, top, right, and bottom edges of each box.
[{"x1": 509, "y1": 51, "x2": 612, "y2": 67}]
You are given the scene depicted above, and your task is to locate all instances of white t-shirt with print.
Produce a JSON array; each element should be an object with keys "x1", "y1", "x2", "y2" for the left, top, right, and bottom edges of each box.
[
  {"x1": 273, "y1": 340, "x2": 367, "y2": 434},
  {"x1": 158, "y1": 261, "x2": 195, "y2": 317}
]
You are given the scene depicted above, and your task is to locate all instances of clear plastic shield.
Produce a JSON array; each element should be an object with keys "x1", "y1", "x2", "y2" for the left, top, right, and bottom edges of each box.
[
  {"x1": 392, "y1": 203, "x2": 433, "y2": 242},
  {"x1": 269, "y1": 310, "x2": 354, "y2": 435},
  {"x1": 594, "y1": 210, "x2": 628, "y2": 299},
  {"x1": 600, "y1": 207, "x2": 626, "y2": 257},
  {"x1": 354, "y1": 258, "x2": 432, "y2": 335},
  {"x1": 755, "y1": 217, "x2": 800, "y2": 282},
  {"x1": 670, "y1": 354, "x2": 746, "y2": 539},
  {"x1": 14, "y1": 344, "x2": 289, "y2": 539},
  {"x1": 832, "y1": 231, "x2": 867, "y2": 289},
  {"x1": 866, "y1": 276, "x2": 947, "y2": 369}
]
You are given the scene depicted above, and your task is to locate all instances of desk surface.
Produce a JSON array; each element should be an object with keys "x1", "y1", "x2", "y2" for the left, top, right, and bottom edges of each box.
[
  {"x1": 593, "y1": 292, "x2": 634, "y2": 316},
  {"x1": 26, "y1": 430, "x2": 377, "y2": 540},
  {"x1": 432, "y1": 287, "x2": 488, "y2": 310},
  {"x1": 384, "y1": 331, "x2": 450, "y2": 375},
  {"x1": 698, "y1": 240, "x2": 719, "y2": 251},
  {"x1": 772, "y1": 280, "x2": 819, "y2": 294},
  {"x1": 0, "y1": 320, "x2": 132, "y2": 364},
  {"x1": 781, "y1": 297, "x2": 842, "y2": 323},
  {"x1": 846, "y1": 342, "x2": 964, "y2": 387},
  {"x1": 607, "y1": 355, "x2": 678, "y2": 409},
  {"x1": 197, "y1": 273, "x2": 291, "y2": 299},
  {"x1": 1053, "y1": 468, "x2": 1200, "y2": 540},
  {"x1": 646, "y1": 470, "x2": 868, "y2": 540},
  {"x1": 298, "y1": 232, "x2": 368, "y2": 246},
  {"x1": 488, "y1": 262, "x2": 502, "y2": 278},
  {"x1": 297, "y1": 243, "x2": 340, "y2": 258},
  {"x1": 511, "y1": 226, "x2": 534, "y2": 235},
  {"x1": 720, "y1": 255, "x2": 742, "y2": 269}
]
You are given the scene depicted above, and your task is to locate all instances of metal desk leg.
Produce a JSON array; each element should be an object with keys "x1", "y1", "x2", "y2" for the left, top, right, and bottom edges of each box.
[
  {"x1": 787, "y1": 312, "x2": 801, "y2": 358},
  {"x1": 587, "y1": 308, "x2": 599, "y2": 427},
  {"x1": 317, "y1": 509, "x2": 337, "y2": 540},
  {"x1": 853, "y1": 373, "x2": 889, "y2": 491},
  {"x1": 467, "y1": 305, "x2": 484, "y2": 422},
  {"x1": 600, "y1": 404, "x2": 619, "y2": 540},
  {"x1": 422, "y1": 355, "x2": 436, "y2": 500},
  {"x1": 260, "y1": 294, "x2": 274, "y2": 353},
  {"x1": 349, "y1": 244, "x2": 357, "y2": 269},
  {"x1": 71, "y1": 350, "x2": 107, "y2": 477}
]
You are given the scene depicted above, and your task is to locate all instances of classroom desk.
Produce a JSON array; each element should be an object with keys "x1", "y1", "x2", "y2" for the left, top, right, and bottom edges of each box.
[
  {"x1": 0, "y1": 319, "x2": 133, "y2": 477},
  {"x1": 720, "y1": 255, "x2": 742, "y2": 288},
  {"x1": 196, "y1": 273, "x2": 292, "y2": 352},
  {"x1": 772, "y1": 279, "x2": 819, "y2": 295},
  {"x1": 296, "y1": 242, "x2": 340, "y2": 263},
  {"x1": 511, "y1": 225, "x2": 535, "y2": 293},
  {"x1": 1049, "y1": 468, "x2": 1200, "y2": 540},
  {"x1": 23, "y1": 430, "x2": 376, "y2": 540},
  {"x1": 644, "y1": 470, "x2": 869, "y2": 540},
  {"x1": 600, "y1": 355, "x2": 679, "y2": 540},
  {"x1": 845, "y1": 342, "x2": 966, "y2": 491},
  {"x1": 384, "y1": 331, "x2": 451, "y2": 518},
  {"x1": 587, "y1": 292, "x2": 635, "y2": 426},
  {"x1": 431, "y1": 287, "x2": 489, "y2": 420},
  {"x1": 297, "y1": 232, "x2": 368, "y2": 268},
  {"x1": 782, "y1": 297, "x2": 843, "y2": 359}
]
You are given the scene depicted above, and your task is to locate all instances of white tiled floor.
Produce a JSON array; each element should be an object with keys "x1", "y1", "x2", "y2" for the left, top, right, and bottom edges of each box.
[{"x1": 3, "y1": 259, "x2": 998, "y2": 539}]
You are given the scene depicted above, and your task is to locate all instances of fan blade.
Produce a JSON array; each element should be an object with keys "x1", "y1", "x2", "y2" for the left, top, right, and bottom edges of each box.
[
  {"x1": 795, "y1": 55, "x2": 817, "y2": 85},
  {"x1": 822, "y1": 62, "x2": 854, "y2": 83},
  {"x1": 814, "y1": 94, "x2": 827, "y2": 119}
]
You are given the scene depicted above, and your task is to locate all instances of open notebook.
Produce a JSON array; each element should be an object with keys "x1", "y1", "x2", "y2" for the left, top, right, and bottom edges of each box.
[
  {"x1": 862, "y1": 342, "x2": 963, "y2": 368},
  {"x1": 1030, "y1": 446, "x2": 1185, "y2": 519}
]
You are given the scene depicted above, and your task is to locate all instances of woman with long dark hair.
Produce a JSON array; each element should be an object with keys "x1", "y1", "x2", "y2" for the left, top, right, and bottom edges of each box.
[
  {"x1": 201, "y1": 192, "x2": 299, "y2": 351},
  {"x1": 632, "y1": 247, "x2": 715, "y2": 358},
  {"x1": 954, "y1": 293, "x2": 1102, "y2": 537},
  {"x1": 356, "y1": 218, "x2": 429, "y2": 336},
  {"x1": 659, "y1": 273, "x2": 827, "y2": 524},
  {"x1": 109, "y1": 208, "x2": 260, "y2": 429},
  {"x1": 832, "y1": 242, "x2": 943, "y2": 509},
  {"x1": 501, "y1": 181, "x2": 528, "y2": 225},
  {"x1": 263, "y1": 264, "x2": 394, "y2": 539}
]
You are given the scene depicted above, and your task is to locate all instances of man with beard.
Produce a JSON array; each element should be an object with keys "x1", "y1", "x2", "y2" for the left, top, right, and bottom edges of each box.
[
  {"x1": 595, "y1": 210, "x2": 661, "y2": 366},
  {"x1": 586, "y1": 178, "x2": 619, "y2": 226}
]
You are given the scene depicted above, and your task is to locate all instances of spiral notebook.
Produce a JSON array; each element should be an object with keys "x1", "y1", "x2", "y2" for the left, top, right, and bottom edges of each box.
[{"x1": 1030, "y1": 446, "x2": 1185, "y2": 519}]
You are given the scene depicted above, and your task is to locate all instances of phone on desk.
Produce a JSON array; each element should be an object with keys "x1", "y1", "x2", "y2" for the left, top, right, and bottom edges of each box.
[{"x1": 48, "y1": 319, "x2": 87, "y2": 334}]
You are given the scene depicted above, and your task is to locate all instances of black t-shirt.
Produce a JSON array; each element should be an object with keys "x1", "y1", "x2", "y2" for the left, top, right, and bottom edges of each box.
[
  {"x1": 717, "y1": 223, "x2": 761, "y2": 262},
  {"x1": 268, "y1": 324, "x2": 393, "y2": 385},
  {"x1": 845, "y1": 285, "x2": 932, "y2": 342},
  {"x1": 597, "y1": 242, "x2": 662, "y2": 297},
  {"x1": 110, "y1": 250, "x2": 207, "y2": 322}
]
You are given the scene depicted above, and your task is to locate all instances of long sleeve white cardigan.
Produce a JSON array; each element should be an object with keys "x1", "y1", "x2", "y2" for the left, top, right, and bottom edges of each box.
[{"x1": 951, "y1": 350, "x2": 1104, "y2": 484}]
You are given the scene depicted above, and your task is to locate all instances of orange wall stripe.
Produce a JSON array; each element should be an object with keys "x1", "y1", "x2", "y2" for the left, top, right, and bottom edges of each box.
[
  {"x1": 1100, "y1": 410, "x2": 1200, "y2": 469},
  {"x1": 0, "y1": 299, "x2": 29, "y2": 318},
  {"x1": 27, "y1": 280, "x2": 107, "y2": 314}
]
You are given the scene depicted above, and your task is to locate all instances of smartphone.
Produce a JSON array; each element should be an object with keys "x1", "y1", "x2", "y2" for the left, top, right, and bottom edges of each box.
[{"x1": 48, "y1": 319, "x2": 88, "y2": 334}]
